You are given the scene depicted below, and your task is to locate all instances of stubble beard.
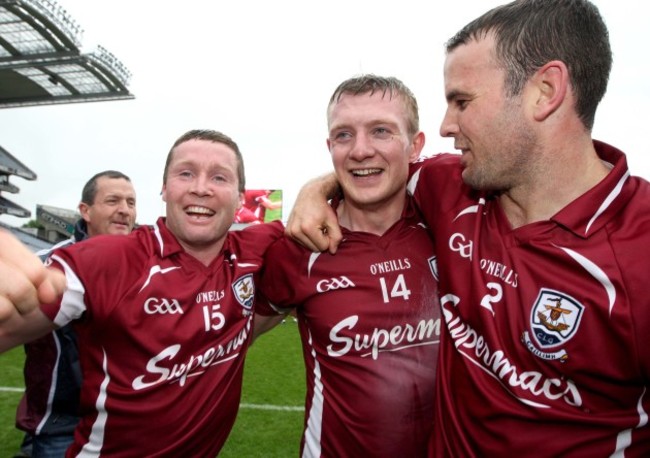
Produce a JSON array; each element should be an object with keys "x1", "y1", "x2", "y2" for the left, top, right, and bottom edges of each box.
[{"x1": 463, "y1": 102, "x2": 536, "y2": 192}]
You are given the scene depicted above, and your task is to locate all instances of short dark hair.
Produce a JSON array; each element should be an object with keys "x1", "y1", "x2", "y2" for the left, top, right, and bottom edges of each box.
[
  {"x1": 328, "y1": 74, "x2": 420, "y2": 137},
  {"x1": 446, "y1": 0, "x2": 612, "y2": 130},
  {"x1": 162, "y1": 129, "x2": 246, "y2": 193},
  {"x1": 81, "y1": 170, "x2": 131, "y2": 205}
]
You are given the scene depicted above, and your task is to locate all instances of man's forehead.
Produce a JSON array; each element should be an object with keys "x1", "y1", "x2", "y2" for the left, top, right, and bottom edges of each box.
[
  {"x1": 169, "y1": 149, "x2": 239, "y2": 176},
  {"x1": 329, "y1": 92, "x2": 405, "y2": 121},
  {"x1": 444, "y1": 40, "x2": 500, "y2": 86},
  {"x1": 172, "y1": 140, "x2": 236, "y2": 161},
  {"x1": 96, "y1": 176, "x2": 132, "y2": 190},
  {"x1": 445, "y1": 35, "x2": 496, "y2": 67},
  {"x1": 335, "y1": 90, "x2": 398, "y2": 104},
  {"x1": 95, "y1": 181, "x2": 135, "y2": 199},
  {"x1": 174, "y1": 139, "x2": 235, "y2": 153}
]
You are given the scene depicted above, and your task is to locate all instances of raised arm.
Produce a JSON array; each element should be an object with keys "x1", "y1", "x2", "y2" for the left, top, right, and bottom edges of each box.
[
  {"x1": 285, "y1": 173, "x2": 343, "y2": 254},
  {"x1": 0, "y1": 230, "x2": 65, "y2": 350}
]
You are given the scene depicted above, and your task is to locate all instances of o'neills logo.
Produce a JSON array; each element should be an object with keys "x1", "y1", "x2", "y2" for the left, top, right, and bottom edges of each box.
[{"x1": 441, "y1": 293, "x2": 583, "y2": 408}]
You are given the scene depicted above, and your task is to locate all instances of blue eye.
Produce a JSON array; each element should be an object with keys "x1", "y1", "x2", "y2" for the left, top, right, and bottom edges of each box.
[{"x1": 372, "y1": 127, "x2": 392, "y2": 139}]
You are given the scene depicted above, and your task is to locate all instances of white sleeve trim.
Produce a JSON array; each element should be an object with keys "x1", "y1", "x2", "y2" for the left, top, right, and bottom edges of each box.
[{"x1": 50, "y1": 254, "x2": 87, "y2": 326}]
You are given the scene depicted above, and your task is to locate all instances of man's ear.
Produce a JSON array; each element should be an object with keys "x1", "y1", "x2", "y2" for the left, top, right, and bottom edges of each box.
[
  {"x1": 78, "y1": 202, "x2": 91, "y2": 223},
  {"x1": 409, "y1": 131, "x2": 426, "y2": 162},
  {"x1": 531, "y1": 60, "x2": 569, "y2": 122},
  {"x1": 161, "y1": 184, "x2": 167, "y2": 203}
]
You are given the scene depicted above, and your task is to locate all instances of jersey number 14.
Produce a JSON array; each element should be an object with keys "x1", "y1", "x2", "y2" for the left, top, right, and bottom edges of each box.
[{"x1": 379, "y1": 274, "x2": 411, "y2": 303}]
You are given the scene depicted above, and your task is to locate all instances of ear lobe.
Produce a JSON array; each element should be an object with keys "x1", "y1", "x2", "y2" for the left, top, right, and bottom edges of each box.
[
  {"x1": 161, "y1": 185, "x2": 167, "y2": 202},
  {"x1": 533, "y1": 60, "x2": 569, "y2": 121}
]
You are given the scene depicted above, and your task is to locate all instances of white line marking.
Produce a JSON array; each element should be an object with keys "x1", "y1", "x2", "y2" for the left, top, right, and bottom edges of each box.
[
  {"x1": 0, "y1": 387, "x2": 304, "y2": 411},
  {"x1": 0, "y1": 387, "x2": 24, "y2": 393},
  {"x1": 240, "y1": 403, "x2": 304, "y2": 412}
]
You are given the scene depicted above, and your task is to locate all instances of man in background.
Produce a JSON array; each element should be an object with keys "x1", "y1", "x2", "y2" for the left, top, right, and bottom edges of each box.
[{"x1": 16, "y1": 170, "x2": 136, "y2": 458}]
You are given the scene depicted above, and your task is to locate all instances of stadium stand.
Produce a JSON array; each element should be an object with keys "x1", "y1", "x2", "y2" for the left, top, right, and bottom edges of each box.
[
  {"x1": 0, "y1": 0, "x2": 133, "y2": 250},
  {"x1": 36, "y1": 203, "x2": 77, "y2": 241},
  {"x1": 0, "y1": 219, "x2": 51, "y2": 252},
  {"x1": 0, "y1": 0, "x2": 133, "y2": 108},
  {"x1": 0, "y1": 144, "x2": 36, "y2": 218}
]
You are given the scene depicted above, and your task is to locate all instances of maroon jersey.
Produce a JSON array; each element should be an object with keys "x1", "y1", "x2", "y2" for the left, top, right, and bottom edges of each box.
[
  {"x1": 235, "y1": 189, "x2": 271, "y2": 223},
  {"x1": 39, "y1": 218, "x2": 283, "y2": 457},
  {"x1": 259, "y1": 198, "x2": 440, "y2": 457},
  {"x1": 408, "y1": 141, "x2": 650, "y2": 456}
]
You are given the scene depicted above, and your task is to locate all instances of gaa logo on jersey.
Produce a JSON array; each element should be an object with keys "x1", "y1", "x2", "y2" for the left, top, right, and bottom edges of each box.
[
  {"x1": 530, "y1": 288, "x2": 584, "y2": 348},
  {"x1": 232, "y1": 274, "x2": 255, "y2": 310}
]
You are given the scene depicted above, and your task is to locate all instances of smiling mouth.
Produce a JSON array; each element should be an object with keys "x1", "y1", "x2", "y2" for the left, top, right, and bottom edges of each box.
[
  {"x1": 185, "y1": 206, "x2": 215, "y2": 217},
  {"x1": 351, "y1": 168, "x2": 382, "y2": 177}
]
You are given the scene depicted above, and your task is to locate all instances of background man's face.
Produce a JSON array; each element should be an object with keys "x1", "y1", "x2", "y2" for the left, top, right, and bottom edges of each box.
[{"x1": 80, "y1": 177, "x2": 137, "y2": 237}]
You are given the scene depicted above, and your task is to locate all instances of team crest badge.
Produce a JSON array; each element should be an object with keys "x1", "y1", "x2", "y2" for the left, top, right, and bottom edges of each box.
[
  {"x1": 428, "y1": 256, "x2": 439, "y2": 281},
  {"x1": 232, "y1": 274, "x2": 255, "y2": 310},
  {"x1": 522, "y1": 289, "x2": 584, "y2": 362}
]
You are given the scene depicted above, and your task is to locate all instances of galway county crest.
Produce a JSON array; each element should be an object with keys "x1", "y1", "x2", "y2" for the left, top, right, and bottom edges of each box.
[
  {"x1": 530, "y1": 289, "x2": 584, "y2": 348},
  {"x1": 232, "y1": 274, "x2": 255, "y2": 310},
  {"x1": 428, "y1": 256, "x2": 439, "y2": 281}
]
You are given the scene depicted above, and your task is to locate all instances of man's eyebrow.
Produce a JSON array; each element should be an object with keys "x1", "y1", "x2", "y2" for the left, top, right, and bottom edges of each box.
[
  {"x1": 329, "y1": 122, "x2": 350, "y2": 132},
  {"x1": 104, "y1": 193, "x2": 128, "y2": 199},
  {"x1": 331, "y1": 118, "x2": 398, "y2": 130},
  {"x1": 445, "y1": 90, "x2": 464, "y2": 103}
]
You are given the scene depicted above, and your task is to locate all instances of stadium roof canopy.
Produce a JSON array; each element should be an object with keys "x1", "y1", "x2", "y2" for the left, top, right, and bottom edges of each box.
[
  {"x1": 0, "y1": 143, "x2": 37, "y2": 179},
  {"x1": 0, "y1": 0, "x2": 134, "y2": 108}
]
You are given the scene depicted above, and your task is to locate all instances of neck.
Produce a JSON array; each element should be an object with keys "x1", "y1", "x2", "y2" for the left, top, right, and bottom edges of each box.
[
  {"x1": 181, "y1": 239, "x2": 226, "y2": 267},
  {"x1": 337, "y1": 194, "x2": 406, "y2": 235},
  {"x1": 500, "y1": 140, "x2": 610, "y2": 228}
]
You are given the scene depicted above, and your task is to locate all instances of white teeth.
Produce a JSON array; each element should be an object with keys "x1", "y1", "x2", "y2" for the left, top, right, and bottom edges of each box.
[
  {"x1": 353, "y1": 168, "x2": 382, "y2": 176},
  {"x1": 186, "y1": 206, "x2": 215, "y2": 215}
]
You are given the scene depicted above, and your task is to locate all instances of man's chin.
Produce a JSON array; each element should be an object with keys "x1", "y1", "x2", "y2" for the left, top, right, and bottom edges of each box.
[
  {"x1": 109, "y1": 225, "x2": 131, "y2": 235},
  {"x1": 461, "y1": 170, "x2": 489, "y2": 190},
  {"x1": 460, "y1": 168, "x2": 475, "y2": 186}
]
